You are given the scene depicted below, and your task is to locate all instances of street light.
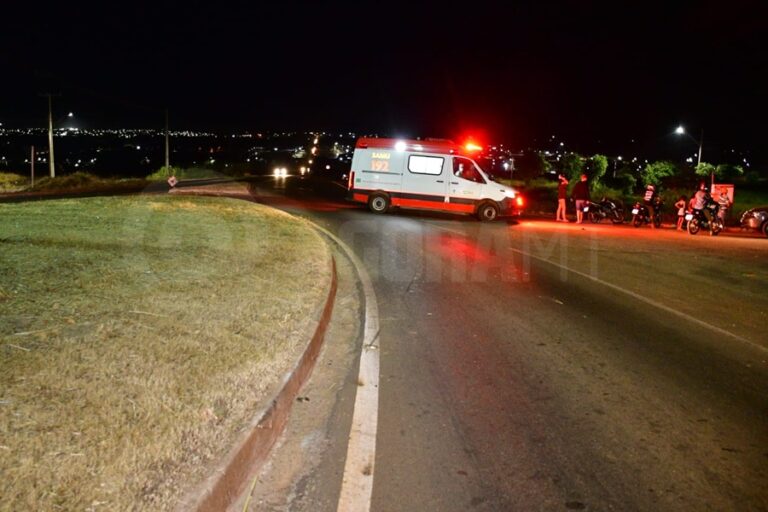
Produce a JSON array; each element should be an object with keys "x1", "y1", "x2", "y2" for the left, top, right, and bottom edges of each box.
[
  {"x1": 674, "y1": 125, "x2": 703, "y2": 166},
  {"x1": 675, "y1": 125, "x2": 709, "y2": 187}
]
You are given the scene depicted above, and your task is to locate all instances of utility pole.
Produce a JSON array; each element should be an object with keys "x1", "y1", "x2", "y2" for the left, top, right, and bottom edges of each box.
[
  {"x1": 40, "y1": 93, "x2": 60, "y2": 177},
  {"x1": 165, "y1": 108, "x2": 170, "y2": 170},
  {"x1": 30, "y1": 146, "x2": 35, "y2": 187},
  {"x1": 697, "y1": 129, "x2": 712, "y2": 189}
]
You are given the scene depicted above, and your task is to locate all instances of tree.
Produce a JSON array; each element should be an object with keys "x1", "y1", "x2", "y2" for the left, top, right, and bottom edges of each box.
[
  {"x1": 695, "y1": 162, "x2": 744, "y2": 181},
  {"x1": 515, "y1": 151, "x2": 551, "y2": 180},
  {"x1": 694, "y1": 162, "x2": 716, "y2": 179},
  {"x1": 561, "y1": 153, "x2": 584, "y2": 182},
  {"x1": 587, "y1": 154, "x2": 608, "y2": 187},
  {"x1": 606, "y1": 163, "x2": 638, "y2": 194},
  {"x1": 641, "y1": 161, "x2": 677, "y2": 186}
]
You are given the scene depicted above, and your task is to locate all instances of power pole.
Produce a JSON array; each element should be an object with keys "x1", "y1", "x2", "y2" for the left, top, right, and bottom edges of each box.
[
  {"x1": 30, "y1": 146, "x2": 35, "y2": 186},
  {"x1": 165, "y1": 108, "x2": 170, "y2": 170},
  {"x1": 40, "y1": 93, "x2": 60, "y2": 177}
]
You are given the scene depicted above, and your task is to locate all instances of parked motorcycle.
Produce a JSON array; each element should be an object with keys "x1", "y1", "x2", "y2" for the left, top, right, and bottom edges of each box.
[
  {"x1": 631, "y1": 200, "x2": 663, "y2": 228},
  {"x1": 584, "y1": 197, "x2": 624, "y2": 224},
  {"x1": 685, "y1": 199, "x2": 723, "y2": 236}
]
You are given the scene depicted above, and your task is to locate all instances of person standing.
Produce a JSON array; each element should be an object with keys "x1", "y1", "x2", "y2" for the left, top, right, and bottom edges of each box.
[
  {"x1": 571, "y1": 174, "x2": 589, "y2": 224},
  {"x1": 674, "y1": 195, "x2": 687, "y2": 231},
  {"x1": 717, "y1": 187, "x2": 731, "y2": 224},
  {"x1": 556, "y1": 174, "x2": 569, "y2": 222}
]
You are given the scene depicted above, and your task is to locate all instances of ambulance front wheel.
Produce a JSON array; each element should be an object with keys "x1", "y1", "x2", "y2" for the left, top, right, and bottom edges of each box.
[
  {"x1": 476, "y1": 202, "x2": 499, "y2": 222},
  {"x1": 368, "y1": 193, "x2": 390, "y2": 214}
]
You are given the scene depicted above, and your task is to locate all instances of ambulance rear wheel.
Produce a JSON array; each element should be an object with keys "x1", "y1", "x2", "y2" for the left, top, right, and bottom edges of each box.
[
  {"x1": 476, "y1": 202, "x2": 499, "y2": 222},
  {"x1": 368, "y1": 193, "x2": 390, "y2": 214}
]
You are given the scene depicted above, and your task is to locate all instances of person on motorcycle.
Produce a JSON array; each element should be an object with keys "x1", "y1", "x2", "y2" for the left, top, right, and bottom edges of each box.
[
  {"x1": 692, "y1": 181, "x2": 713, "y2": 223},
  {"x1": 643, "y1": 184, "x2": 660, "y2": 228}
]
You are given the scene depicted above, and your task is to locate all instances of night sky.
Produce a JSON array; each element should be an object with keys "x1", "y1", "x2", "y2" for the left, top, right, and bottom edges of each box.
[{"x1": 2, "y1": 1, "x2": 766, "y2": 161}]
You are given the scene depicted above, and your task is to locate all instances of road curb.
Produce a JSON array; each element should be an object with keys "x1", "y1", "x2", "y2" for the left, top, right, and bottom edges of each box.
[{"x1": 173, "y1": 190, "x2": 339, "y2": 512}]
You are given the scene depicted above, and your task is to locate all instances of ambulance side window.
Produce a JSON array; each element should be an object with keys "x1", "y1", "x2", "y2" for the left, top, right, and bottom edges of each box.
[
  {"x1": 453, "y1": 157, "x2": 485, "y2": 184},
  {"x1": 408, "y1": 155, "x2": 444, "y2": 175}
]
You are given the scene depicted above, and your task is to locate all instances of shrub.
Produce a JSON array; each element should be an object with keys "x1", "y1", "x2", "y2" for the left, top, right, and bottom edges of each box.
[
  {"x1": 590, "y1": 183, "x2": 627, "y2": 205},
  {"x1": 29, "y1": 172, "x2": 102, "y2": 191},
  {"x1": 146, "y1": 166, "x2": 221, "y2": 181},
  {"x1": 0, "y1": 172, "x2": 27, "y2": 192}
]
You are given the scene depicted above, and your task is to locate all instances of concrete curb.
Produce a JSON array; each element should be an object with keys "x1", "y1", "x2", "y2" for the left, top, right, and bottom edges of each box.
[
  {"x1": 176, "y1": 258, "x2": 337, "y2": 512},
  {"x1": 172, "y1": 188, "x2": 340, "y2": 512}
]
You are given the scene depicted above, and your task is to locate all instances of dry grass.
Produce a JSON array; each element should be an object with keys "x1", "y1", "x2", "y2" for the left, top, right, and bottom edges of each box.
[
  {"x1": 0, "y1": 172, "x2": 27, "y2": 193},
  {"x1": 0, "y1": 195, "x2": 330, "y2": 511}
]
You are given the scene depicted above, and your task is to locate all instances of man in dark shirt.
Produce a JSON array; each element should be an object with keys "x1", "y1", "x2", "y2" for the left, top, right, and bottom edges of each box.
[
  {"x1": 571, "y1": 174, "x2": 589, "y2": 224},
  {"x1": 643, "y1": 184, "x2": 659, "y2": 229}
]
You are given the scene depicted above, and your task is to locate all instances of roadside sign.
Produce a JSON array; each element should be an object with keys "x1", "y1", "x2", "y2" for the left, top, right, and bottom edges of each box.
[
  {"x1": 713, "y1": 183, "x2": 734, "y2": 204},
  {"x1": 167, "y1": 176, "x2": 178, "y2": 188}
]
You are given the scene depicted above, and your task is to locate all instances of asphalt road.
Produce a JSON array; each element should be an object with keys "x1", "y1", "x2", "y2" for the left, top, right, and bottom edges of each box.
[{"x1": 245, "y1": 176, "x2": 768, "y2": 512}]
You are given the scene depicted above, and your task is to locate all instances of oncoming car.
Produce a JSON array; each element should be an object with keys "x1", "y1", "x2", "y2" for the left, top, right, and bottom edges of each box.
[
  {"x1": 740, "y1": 206, "x2": 768, "y2": 237},
  {"x1": 347, "y1": 137, "x2": 524, "y2": 221}
]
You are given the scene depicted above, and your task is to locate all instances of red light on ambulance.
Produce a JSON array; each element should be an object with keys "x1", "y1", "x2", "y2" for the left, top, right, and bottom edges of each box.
[
  {"x1": 515, "y1": 196, "x2": 524, "y2": 207},
  {"x1": 464, "y1": 142, "x2": 482, "y2": 152}
]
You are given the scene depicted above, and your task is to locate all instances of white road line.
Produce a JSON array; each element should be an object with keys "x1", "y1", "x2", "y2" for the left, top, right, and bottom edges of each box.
[
  {"x1": 310, "y1": 225, "x2": 381, "y2": 512},
  {"x1": 426, "y1": 222, "x2": 766, "y2": 355}
]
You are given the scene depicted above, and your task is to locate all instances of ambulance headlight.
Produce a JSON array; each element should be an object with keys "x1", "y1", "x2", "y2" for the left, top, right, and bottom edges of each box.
[{"x1": 504, "y1": 189, "x2": 516, "y2": 199}]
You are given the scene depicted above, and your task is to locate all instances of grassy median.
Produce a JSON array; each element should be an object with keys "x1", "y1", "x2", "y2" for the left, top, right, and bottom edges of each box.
[{"x1": 0, "y1": 195, "x2": 330, "y2": 510}]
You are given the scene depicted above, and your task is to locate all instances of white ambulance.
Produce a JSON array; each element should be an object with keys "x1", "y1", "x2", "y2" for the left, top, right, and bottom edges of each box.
[{"x1": 347, "y1": 137, "x2": 524, "y2": 221}]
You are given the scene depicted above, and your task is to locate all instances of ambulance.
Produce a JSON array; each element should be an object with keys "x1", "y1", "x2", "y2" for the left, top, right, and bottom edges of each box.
[{"x1": 347, "y1": 137, "x2": 524, "y2": 221}]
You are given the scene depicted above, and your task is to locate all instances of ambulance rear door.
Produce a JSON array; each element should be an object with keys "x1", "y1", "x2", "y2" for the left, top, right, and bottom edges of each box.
[{"x1": 355, "y1": 149, "x2": 404, "y2": 193}]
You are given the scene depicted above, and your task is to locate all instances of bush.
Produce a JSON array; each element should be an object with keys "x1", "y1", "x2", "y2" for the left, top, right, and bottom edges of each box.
[
  {"x1": 0, "y1": 172, "x2": 27, "y2": 192},
  {"x1": 146, "y1": 166, "x2": 221, "y2": 181},
  {"x1": 590, "y1": 183, "x2": 628, "y2": 205},
  {"x1": 605, "y1": 171, "x2": 637, "y2": 195},
  {"x1": 29, "y1": 172, "x2": 102, "y2": 191}
]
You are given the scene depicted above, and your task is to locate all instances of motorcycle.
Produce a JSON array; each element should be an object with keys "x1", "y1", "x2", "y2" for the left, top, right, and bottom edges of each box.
[
  {"x1": 685, "y1": 199, "x2": 723, "y2": 236},
  {"x1": 584, "y1": 197, "x2": 624, "y2": 224},
  {"x1": 631, "y1": 199, "x2": 663, "y2": 228}
]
